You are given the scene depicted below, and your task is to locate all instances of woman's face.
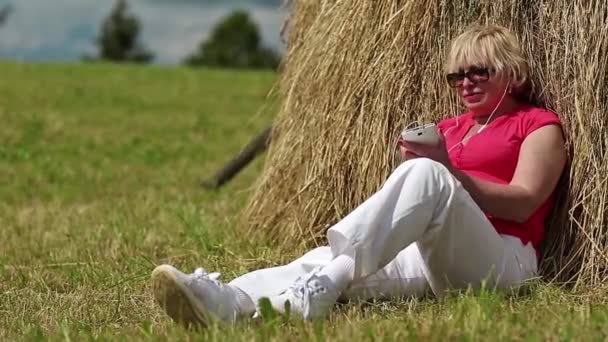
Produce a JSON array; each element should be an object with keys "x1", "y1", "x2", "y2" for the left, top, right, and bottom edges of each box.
[{"x1": 447, "y1": 66, "x2": 511, "y2": 115}]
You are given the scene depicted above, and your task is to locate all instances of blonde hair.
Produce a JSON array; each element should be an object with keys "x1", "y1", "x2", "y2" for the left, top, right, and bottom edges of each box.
[{"x1": 445, "y1": 25, "x2": 529, "y2": 91}]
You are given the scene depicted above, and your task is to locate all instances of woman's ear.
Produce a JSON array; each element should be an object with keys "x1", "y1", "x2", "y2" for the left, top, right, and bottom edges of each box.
[{"x1": 510, "y1": 75, "x2": 527, "y2": 92}]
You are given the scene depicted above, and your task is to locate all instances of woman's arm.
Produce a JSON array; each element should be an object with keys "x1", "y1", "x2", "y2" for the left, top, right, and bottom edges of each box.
[{"x1": 402, "y1": 124, "x2": 567, "y2": 222}]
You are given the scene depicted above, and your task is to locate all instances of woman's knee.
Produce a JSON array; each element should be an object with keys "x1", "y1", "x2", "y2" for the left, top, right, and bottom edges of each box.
[{"x1": 395, "y1": 158, "x2": 447, "y2": 177}]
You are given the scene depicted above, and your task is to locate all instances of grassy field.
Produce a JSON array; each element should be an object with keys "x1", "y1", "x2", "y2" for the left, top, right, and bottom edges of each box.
[{"x1": 0, "y1": 61, "x2": 606, "y2": 341}]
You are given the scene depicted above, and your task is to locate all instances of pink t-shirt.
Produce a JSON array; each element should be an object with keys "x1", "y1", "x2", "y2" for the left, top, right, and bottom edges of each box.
[{"x1": 437, "y1": 103, "x2": 562, "y2": 252}]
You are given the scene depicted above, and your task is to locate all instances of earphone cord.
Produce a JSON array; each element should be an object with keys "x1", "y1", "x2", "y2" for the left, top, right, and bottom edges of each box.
[
  {"x1": 447, "y1": 84, "x2": 510, "y2": 153},
  {"x1": 394, "y1": 120, "x2": 422, "y2": 147}
]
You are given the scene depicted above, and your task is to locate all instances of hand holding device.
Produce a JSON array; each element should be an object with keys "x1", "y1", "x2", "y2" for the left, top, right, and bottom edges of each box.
[{"x1": 400, "y1": 123, "x2": 440, "y2": 146}]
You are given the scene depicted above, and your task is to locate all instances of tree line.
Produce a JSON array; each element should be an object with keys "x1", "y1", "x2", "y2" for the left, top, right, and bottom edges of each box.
[{"x1": 89, "y1": 0, "x2": 280, "y2": 69}]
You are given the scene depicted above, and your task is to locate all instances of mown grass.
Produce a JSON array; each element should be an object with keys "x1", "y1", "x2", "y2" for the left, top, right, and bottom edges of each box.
[{"x1": 0, "y1": 61, "x2": 606, "y2": 341}]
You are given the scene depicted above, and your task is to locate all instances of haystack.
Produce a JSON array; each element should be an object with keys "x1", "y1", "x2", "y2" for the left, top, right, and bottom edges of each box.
[{"x1": 244, "y1": 0, "x2": 608, "y2": 287}]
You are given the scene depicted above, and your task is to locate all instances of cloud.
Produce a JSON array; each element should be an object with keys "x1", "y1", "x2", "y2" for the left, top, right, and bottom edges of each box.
[
  {"x1": 141, "y1": 0, "x2": 286, "y2": 10},
  {"x1": 0, "y1": 0, "x2": 112, "y2": 61},
  {"x1": 132, "y1": 1, "x2": 288, "y2": 63},
  {"x1": 0, "y1": 0, "x2": 288, "y2": 64}
]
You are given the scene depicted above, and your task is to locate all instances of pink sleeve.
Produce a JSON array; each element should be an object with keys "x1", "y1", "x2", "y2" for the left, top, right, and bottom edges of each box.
[
  {"x1": 437, "y1": 119, "x2": 450, "y2": 134},
  {"x1": 524, "y1": 108, "x2": 562, "y2": 136},
  {"x1": 437, "y1": 115, "x2": 460, "y2": 134}
]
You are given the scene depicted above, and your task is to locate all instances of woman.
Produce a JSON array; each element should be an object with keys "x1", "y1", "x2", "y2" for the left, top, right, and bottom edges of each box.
[{"x1": 150, "y1": 24, "x2": 567, "y2": 326}]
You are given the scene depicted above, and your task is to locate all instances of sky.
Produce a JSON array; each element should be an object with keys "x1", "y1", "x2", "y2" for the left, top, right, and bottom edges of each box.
[{"x1": 0, "y1": 0, "x2": 289, "y2": 64}]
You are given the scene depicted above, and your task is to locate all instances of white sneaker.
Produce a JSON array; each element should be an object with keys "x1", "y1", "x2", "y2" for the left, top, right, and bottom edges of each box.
[
  {"x1": 268, "y1": 268, "x2": 340, "y2": 320},
  {"x1": 151, "y1": 264, "x2": 245, "y2": 327}
]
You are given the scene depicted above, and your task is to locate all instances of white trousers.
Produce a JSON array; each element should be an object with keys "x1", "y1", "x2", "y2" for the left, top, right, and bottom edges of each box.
[{"x1": 230, "y1": 159, "x2": 538, "y2": 304}]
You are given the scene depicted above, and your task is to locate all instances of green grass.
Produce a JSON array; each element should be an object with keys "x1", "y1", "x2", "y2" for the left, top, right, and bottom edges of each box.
[{"x1": 0, "y1": 61, "x2": 606, "y2": 341}]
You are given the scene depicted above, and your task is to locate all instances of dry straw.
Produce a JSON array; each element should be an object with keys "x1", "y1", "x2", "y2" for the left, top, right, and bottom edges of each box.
[{"x1": 244, "y1": 0, "x2": 608, "y2": 287}]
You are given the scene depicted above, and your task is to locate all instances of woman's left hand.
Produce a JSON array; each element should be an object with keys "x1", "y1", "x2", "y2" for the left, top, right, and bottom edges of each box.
[{"x1": 400, "y1": 130, "x2": 453, "y2": 169}]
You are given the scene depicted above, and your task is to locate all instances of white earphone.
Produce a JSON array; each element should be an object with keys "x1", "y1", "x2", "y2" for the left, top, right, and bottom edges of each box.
[{"x1": 447, "y1": 82, "x2": 511, "y2": 153}]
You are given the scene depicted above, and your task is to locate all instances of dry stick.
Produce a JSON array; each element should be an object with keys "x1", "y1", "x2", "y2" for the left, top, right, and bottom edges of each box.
[{"x1": 202, "y1": 126, "x2": 273, "y2": 189}]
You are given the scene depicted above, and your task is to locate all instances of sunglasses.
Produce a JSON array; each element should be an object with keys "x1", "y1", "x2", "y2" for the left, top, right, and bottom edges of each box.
[{"x1": 445, "y1": 66, "x2": 494, "y2": 88}]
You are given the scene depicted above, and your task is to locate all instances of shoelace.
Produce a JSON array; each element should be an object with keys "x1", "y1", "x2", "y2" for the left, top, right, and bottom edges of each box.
[
  {"x1": 286, "y1": 267, "x2": 325, "y2": 316},
  {"x1": 192, "y1": 267, "x2": 246, "y2": 321},
  {"x1": 192, "y1": 267, "x2": 222, "y2": 285}
]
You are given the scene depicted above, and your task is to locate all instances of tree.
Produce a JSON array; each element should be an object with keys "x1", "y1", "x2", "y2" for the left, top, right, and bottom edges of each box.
[
  {"x1": 186, "y1": 10, "x2": 280, "y2": 69},
  {"x1": 0, "y1": 5, "x2": 12, "y2": 27},
  {"x1": 91, "y1": 0, "x2": 153, "y2": 63}
]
